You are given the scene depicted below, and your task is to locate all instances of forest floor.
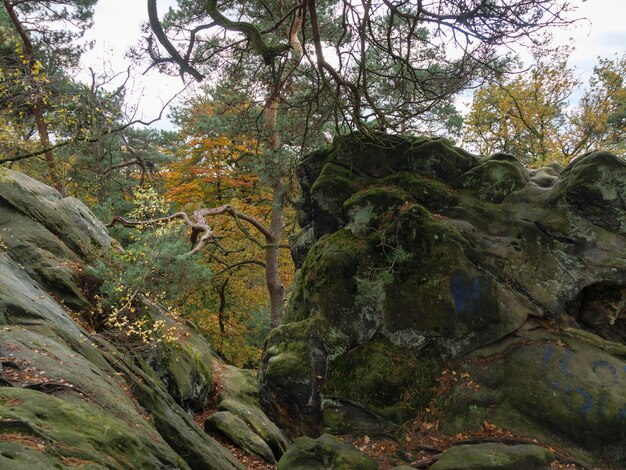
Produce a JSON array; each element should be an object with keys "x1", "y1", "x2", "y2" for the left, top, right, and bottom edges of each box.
[{"x1": 195, "y1": 365, "x2": 590, "y2": 469}]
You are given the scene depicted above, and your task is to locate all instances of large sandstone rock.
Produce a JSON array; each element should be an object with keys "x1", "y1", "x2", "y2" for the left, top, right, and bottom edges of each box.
[
  {"x1": 142, "y1": 299, "x2": 215, "y2": 412},
  {"x1": 204, "y1": 364, "x2": 290, "y2": 463},
  {"x1": 259, "y1": 134, "x2": 626, "y2": 467},
  {"x1": 442, "y1": 325, "x2": 626, "y2": 464},
  {"x1": 0, "y1": 170, "x2": 110, "y2": 309},
  {"x1": 277, "y1": 434, "x2": 378, "y2": 470},
  {"x1": 431, "y1": 443, "x2": 555, "y2": 470},
  {"x1": 0, "y1": 170, "x2": 244, "y2": 469},
  {"x1": 205, "y1": 411, "x2": 277, "y2": 464}
]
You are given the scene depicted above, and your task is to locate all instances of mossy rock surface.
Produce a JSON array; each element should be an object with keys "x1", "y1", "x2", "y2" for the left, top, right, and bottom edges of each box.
[
  {"x1": 0, "y1": 387, "x2": 183, "y2": 469},
  {"x1": 219, "y1": 398, "x2": 290, "y2": 460},
  {"x1": 344, "y1": 186, "x2": 410, "y2": 237},
  {"x1": 303, "y1": 134, "x2": 474, "y2": 241},
  {"x1": 261, "y1": 134, "x2": 626, "y2": 467},
  {"x1": 552, "y1": 151, "x2": 626, "y2": 233},
  {"x1": 143, "y1": 301, "x2": 214, "y2": 412},
  {"x1": 0, "y1": 171, "x2": 245, "y2": 470},
  {"x1": 309, "y1": 163, "x2": 368, "y2": 238},
  {"x1": 98, "y1": 338, "x2": 245, "y2": 470},
  {"x1": 0, "y1": 170, "x2": 111, "y2": 257},
  {"x1": 0, "y1": 208, "x2": 89, "y2": 309},
  {"x1": 430, "y1": 443, "x2": 554, "y2": 470},
  {"x1": 456, "y1": 157, "x2": 530, "y2": 203},
  {"x1": 330, "y1": 133, "x2": 475, "y2": 181},
  {"x1": 259, "y1": 317, "x2": 349, "y2": 437},
  {"x1": 0, "y1": 327, "x2": 141, "y2": 423},
  {"x1": 323, "y1": 337, "x2": 442, "y2": 423},
  {"x1": 205, "y1": 411, "x2": 276, "y2": 464},
  {"x1": 0, "y1": 439, "x2": 109, "y2": 470},
  {"x1": 0, "y1": 252, "x2": 110, "y2": 371},
  {"x1": 215, "y1": 365, "x2": 290, "y2": 461},
  {"x1": 277, "y1": 434, "x2": 378, "y2": 470},
  {"x1": 286, "y1": 228, "x2": 381, "y2": 339},
  {"x1": 383, "y1": 172, "x2": 458, "y2": 212},
  {"x1": 219, "y1": 365, "x2": 258, "y2": 403},
  {"x1": 322, "y1": 398, "x2": 397, "y2": 435},
  {"x1": 442, "y1": 328, "x2": 626, "y2": 466}
]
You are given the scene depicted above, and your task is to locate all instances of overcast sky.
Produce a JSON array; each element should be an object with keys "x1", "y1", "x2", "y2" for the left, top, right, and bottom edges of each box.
[
  {"x1": 79, "y1": 0, "x2": 626, "y2": 131},
  {"x1": 79, "y1": 0, "x2": 181, "y2": 130},
  {"x1": 562, "y1": 0, "x2": 626, "y2": 69}
]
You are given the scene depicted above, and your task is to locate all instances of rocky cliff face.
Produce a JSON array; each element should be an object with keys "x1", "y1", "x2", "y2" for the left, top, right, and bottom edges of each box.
[
  {"x1": 0, "y1": 170, "x2": 254, "y2": 469},
  {"x1": 259, "y1": 134, "x2": 626, "y2": 467}
]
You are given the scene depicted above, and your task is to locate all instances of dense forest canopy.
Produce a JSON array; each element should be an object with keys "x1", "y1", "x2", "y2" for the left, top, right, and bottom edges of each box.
[
  {"x1": 146, "y1": 0, "x2": 576, "y2": 136},
  {"x1": 0, "y1": 0, "x2": 624, "y2": 362}
]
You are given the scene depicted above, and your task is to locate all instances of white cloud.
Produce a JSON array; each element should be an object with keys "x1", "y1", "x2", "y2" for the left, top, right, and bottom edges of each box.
[
  {"x1": 556, "y1": 0, "x2": 626, "y2": 71},
  {"x1": 79, "y1": 0, "x2": 188, "y2": 131}
]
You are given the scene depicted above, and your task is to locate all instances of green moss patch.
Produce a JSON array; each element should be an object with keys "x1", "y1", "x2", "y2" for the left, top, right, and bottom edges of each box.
[
  {"x1": 431, "y1": 443, "x2": 554, "y2": 470},
  {"x1": 278, "y1": 434, "x2": 378, "y2": 470},
  {"x1": 0, "y1": 387, "x2": 183, "y2": 469},
  {"x1": 323, "y1": 337, "x2": 443, "y2": 423},
  {"x1": 383, "y1": 173, "x2": 458, "y2": 212},
  {"x1": 456, "y1": 159, "x2": 530, "y2": 203},
  {"x1": 286, "y1": 229, "x2": 383, "y2": 339}
]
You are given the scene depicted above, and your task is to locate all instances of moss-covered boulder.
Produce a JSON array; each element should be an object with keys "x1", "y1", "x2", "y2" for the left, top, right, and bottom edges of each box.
[
  {"x1": 551, "y1": 151, "x2": 626, "y2": 233},
  {"x1": 0, "y1": 170, "x2": 110, "y2": 309},
  {"x1": 441, "y1": 326, "x2": 626, "y2": 465},
  {"x1": 143, "y1": 301, "x2": 214, "y2": 412},
  {"x1": 0, "y1": 170, "x2": 245, "y2": 469},
  {"x1": 0, "y1": 387, "x2": 183, "y2": 469},
  {"x1": 323, "y1": 336, "x2": 442, "y2": 424},
  {"x1": 260, "y1": 135, "x2": 626, "y2": 467},
  {"x1": 0, "y1": 170, "x2": 111, "y2": 257},
  {"x1": 278, "y1": 434, "x2": 378, "y2": 470},
  {"x1": 206, "y1": 364, "x2": 290, "y2": 463},
  {"x1": 456, "y1": 154, "x2": 530, "y2": 203},
  {"x1": 430, "y1": 443, "x2": 555, "y2": 470},
  {"x1": 206, "y1": 411, "x2": 276, "y2": 464},
  {"x1": 259, "y1": 317, "x2": 345, "y2": 437},
  {"x1": 383, "y1": 172, "x2": 458, "y2": 212},
  {"x1": 303, "y1": 134, "x2": 474, "y2": 243},
  {"x1": 321, "y1": 398, "x2": 398, "y2": 436}
]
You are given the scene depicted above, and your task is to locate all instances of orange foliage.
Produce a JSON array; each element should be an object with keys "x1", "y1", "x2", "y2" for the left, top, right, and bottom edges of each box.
[{"x1": 161, "y1": 100, "x2": 295, "y2": 365}]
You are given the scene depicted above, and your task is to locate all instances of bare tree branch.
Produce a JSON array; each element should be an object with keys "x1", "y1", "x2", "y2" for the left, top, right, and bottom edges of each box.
[
  {"x1": 0, "y1": 83, "x2": 190, "y2": 165},
  {"x1": 147, "y1": 0, "x2": 205, "y2": 81},
  {"x1": 107, "y1": 204, "x2": 289, "y2": 257}
]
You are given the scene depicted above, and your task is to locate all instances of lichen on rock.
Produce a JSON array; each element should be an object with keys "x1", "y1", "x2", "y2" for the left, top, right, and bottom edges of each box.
[{"x1": 259, "y1": 134, "x2": 626, "y2": 467}]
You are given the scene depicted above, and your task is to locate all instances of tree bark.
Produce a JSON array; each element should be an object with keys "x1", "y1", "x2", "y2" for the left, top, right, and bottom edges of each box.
[
  {"x1": 146, "y1": 0, "x2": 301, "y2": 329},
  {"x1": 3, "y1": 1, "x2": 65, "y2": 196},
  {"x1": 264, "y1": 91, "x2": 286, "y2": 328},
  {"x1": 93, "y1": 140, "x2": 107, "y2": 204},
  {"x1": 217, "y1": 279, "x2": 228, "y2": 334},
  {"x1": 266, "y1": 184, "x2": 286, "y2": 328}
]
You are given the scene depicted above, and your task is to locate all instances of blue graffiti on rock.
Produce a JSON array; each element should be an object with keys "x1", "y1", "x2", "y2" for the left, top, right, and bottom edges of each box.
[
  {"x1": 542, "y1": 344, "x2": 625, "y2": 423},
  {"x1": 450, "y1": 270, "x2": 483, "y2": 317}
]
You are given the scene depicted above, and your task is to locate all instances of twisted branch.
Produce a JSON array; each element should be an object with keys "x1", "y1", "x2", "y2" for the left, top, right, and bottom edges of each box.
[{"x1": 107, "y1": 204, "x2": 290, "y2": 256}]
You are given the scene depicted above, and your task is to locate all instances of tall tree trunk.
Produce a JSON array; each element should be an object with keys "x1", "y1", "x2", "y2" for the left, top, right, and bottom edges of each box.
[
  {"x1": 93, "y1": 140, "x2": 107, "y2": 204},
  {"x1": 266, "y1": 184, "x2": 286, "y2": 328},
  {"x1": 4, "y1": 1, "x2": 65, "y2": 196},
  {"x1": 265, "y1": 93, "x2": 286, "y2": 328},
  {"x1": 217, "y1": 279, "x2": 228, "y2": 334},
  {"x1": 260, "y1": 7, "x2": 305, "y2": 327}
]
